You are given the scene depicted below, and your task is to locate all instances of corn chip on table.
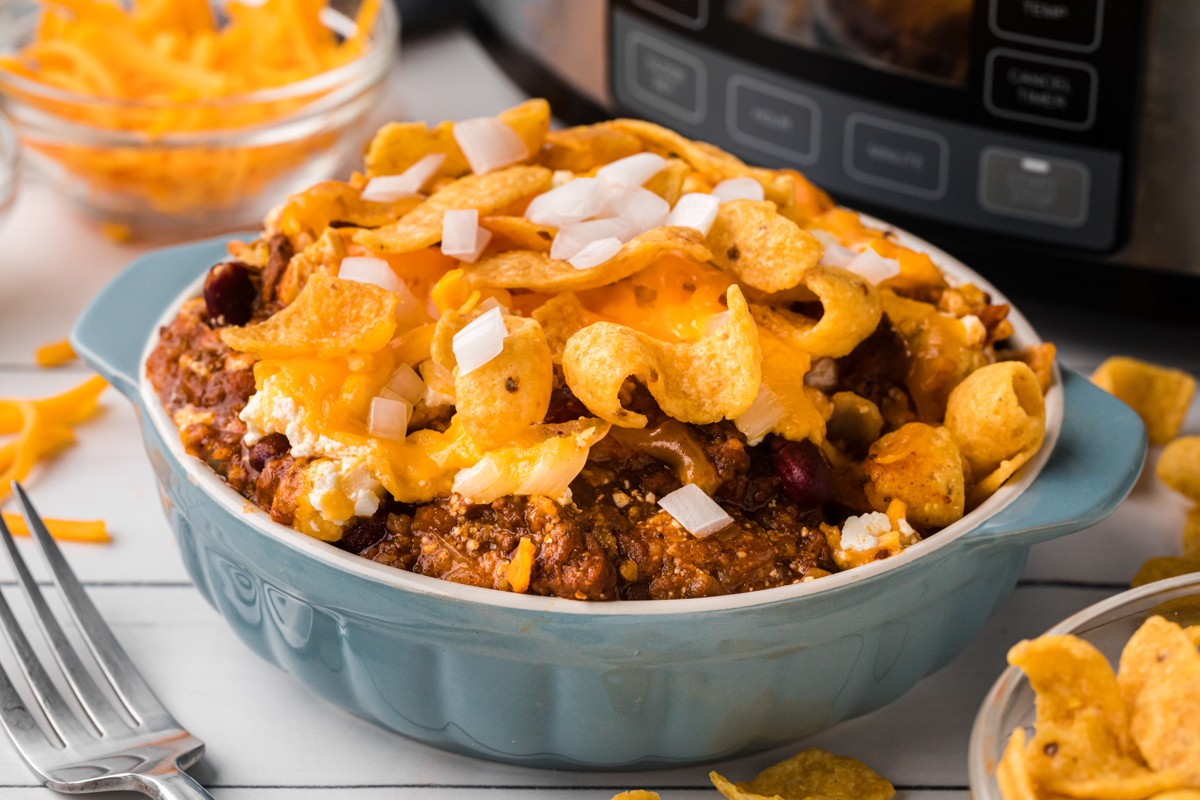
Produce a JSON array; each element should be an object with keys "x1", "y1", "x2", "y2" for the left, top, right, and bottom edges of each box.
[{"x1": 0, "y1": 25, "x2": 1198, "y2": 800}]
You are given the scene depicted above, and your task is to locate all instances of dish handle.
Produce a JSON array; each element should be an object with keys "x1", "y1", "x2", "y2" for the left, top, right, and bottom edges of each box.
[
  {"x1": 71, "y1": 235, "x2": 243, "y2": 399},
  {"x1": 964, "y1": 369, "x2": 1147, "y2": 547}
]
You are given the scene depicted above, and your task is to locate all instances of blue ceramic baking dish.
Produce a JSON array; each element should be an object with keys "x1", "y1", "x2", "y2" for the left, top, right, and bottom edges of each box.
[{"x1": 72, "y1": 231, "x2": 1146, "y2": 770}]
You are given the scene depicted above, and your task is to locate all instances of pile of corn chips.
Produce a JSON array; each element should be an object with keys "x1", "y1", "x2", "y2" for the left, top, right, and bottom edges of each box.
[
  {"x1": 998, "y1": 615, "x2": 1200, "y2": 800},
  {"x1": 0, "y1": 0, "x2": 385, "y2": 217},
  {"x1": 199, "y1": 98, "x2": 1051, "y2": 569},
  {"x1": 610, "y1": 748, "x2": 895, "y2": 800},
  {"x1": 1091, "y1": 357, "x2": 1200, "y2": 586}
]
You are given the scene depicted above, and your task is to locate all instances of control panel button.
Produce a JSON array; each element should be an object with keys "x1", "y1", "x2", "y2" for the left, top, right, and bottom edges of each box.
[
  {"x1": 844, "y1": 114, "x2": 949, "y2": 200},
  {"x1": 726, "y1": 75, "x2": 820, "y2": 165},
  {"x1": 991, "y1": 0, "x2": 1103, "y2": 51},
  {"x1": 986, "y1": 49, "x2": 1097, "y2": 130},
  {"x1": 631, "y1": 0, "x2": 708, "y2": 30},
  {"x1": 979, "y1": 147, "x2": 1090, "y2": 227},
  {"x1": 624, "y1": 30, "x2": 707, "y2": 124}
]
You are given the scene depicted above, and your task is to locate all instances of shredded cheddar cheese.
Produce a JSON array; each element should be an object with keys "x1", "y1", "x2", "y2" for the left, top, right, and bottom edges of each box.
[
  {"x1": 99, "y1": 222, "x2": 134, "y2": 243},
  {"x1": 34, "y1": 339, "x2": 77, "y2": 367},
  {"x1": 0, "y1": 0, "x2": 385, "y2": 217},
  {"x1": 1, "y1": 513, "x2": 110, "y2": 544},
  {"x1": 886, "y1": 499, "x2": 908, "y2": 532},
  {"x1": 578, "y1": 254, "x2": 734, "y2": 343},
  {"x1": 0, "y1": 375, "x2": 107, "y2": 503},
  {"x1": 505, "y1": 537, "x2": 536, "y2": 594}
]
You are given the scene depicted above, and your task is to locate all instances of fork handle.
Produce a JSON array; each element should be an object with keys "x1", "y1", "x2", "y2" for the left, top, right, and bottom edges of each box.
[{"x1": 133, "y1": 768, "x2": 216, "y2": 800}]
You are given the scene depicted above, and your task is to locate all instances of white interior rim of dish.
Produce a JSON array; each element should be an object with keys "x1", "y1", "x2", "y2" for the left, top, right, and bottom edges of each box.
[{"x1": 140, "y1": 212, "x2": 1065, "y2": 616}]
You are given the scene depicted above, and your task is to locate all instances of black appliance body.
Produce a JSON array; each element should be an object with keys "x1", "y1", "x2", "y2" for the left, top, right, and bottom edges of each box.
[{"x1": 471, "y1": 0, "x2": 1200, "y2": 320}]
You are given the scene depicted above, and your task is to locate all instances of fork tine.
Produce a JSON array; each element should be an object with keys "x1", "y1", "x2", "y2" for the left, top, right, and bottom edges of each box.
[
  {"x1": 0, "y1": 515, "x2": 92, "y2": 746},
  {"x1": 0, "y1": 498, "x2": 130, "y2": 736},
  {"x1": 0, "y1": 647, "x2": 58, "y2": 765},
  {"x1": 12, "y1": 483, "x2": 172, "y2": 728}
]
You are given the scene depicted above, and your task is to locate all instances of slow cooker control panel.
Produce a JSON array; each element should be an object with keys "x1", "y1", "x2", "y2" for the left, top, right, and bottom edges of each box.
[{"x1": 611, "y1": 0, "x2": 1146, "y2": 253}]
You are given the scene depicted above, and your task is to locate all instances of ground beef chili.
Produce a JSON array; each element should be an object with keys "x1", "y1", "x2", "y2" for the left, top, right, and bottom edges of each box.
[
  {"x1": 147, "y1": 267, "x2": 840, "y2": 602},
  {"x1": 147, "y1": 296, "x2": 308, "y2": 524}
]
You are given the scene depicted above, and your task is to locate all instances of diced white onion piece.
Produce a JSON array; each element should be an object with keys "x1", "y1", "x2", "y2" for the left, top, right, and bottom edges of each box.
[
  {"x1": 515, "y1": 446, "x2": 589, "y2": 497},
  {"x1": 810, "y1": 229, "x2": 837, "y2": 247},
  {"x1": 338, "y1": 257, "x2": 402, "y2": 294},
  {"x1": 452, "y1": 306, "x2": 507, "y2": 376},
  {"x1": 421, "y1": 357, "x2": 457, "y2": 409},
  {"x1": 810, "y1": 229, "x2": 858, "y2": 268},
  {"x1": 524, "y1": 178, "x2": 608, "y2": 227},
  {"x1": 476, "y1": 297, "x2": 505, "y2": 314},
  {"x1": 568, "y1": 237, "x2": 623, "y2": 270},
  {"x1": 804, "y1": 357, "x2": 838, "y2": 392},
  {"x1": 318, "y1": 6, "x2": 357, "y2": 37},
  {"x1": 441, "y1": 208, "x2": 479, "y2": 253},
  {"x1": 597, "y1": 185, "x2": 670, "y2": 235},
  {"x1": 424, "y1": 360, "x2": 456, "y2": 391},
  {"x1": 550, "y1": 217, "x2": 636, "y2": 261},
  {"x1": 734, "y1": 385, "x2": 785, "y2": 443},
  {"x1": 452, "y1": 457, "x2": 504, "y2": 501},
  {"x1": 595, "y1": 152, "x2": 667, "y2": 187},
  {"x1": 464, "y1": 228, "x2": 493, "y2": 263},
  {"x1": 840, "y1": 512, "x2": 892, "y2": 551},
  {"x1": 441, "y1": 209, "x2": 493, "y2": 263},
  {"x1": 453, "y1": 116, "x2": 528, "y2": 175},
  {"x1": 360, "y1": 152, "x2": 446, "y2": 202},
  {"x1": 845, "y1": 249, "x2": 901, "y2": 285},
  {"x1": 961, "y1": 314, "x2": 987, "y2": 348},
  {"x1": 368, "y1": 396, "x2": 411, "y2": 440},
  {"x1": 425, "y1": 387, "x2": 455, "y2": 408},
  {"x1": 701, "y1": 311, "x2": 730, "y2": 338},
  {"x1": 385, "y1": 365, "x2": 428, "y2": 406},
  {"x1": 712, "y1": 177, "x2": 765, "y2": 204},
  {"x1": 657, "y1": 484, "x2": 734, "y2": 538},
  {"x1": 820, "y1": 244, "x2": 858, "y2": 269},
  {"x1": 666, "y1": 192, "x2": 721, "y2": 235}
]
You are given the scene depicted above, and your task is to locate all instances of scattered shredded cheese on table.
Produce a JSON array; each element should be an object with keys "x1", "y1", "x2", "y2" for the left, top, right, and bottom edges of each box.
[
  {"x1": 0, "y1": 376, "x2": 107, "y2": 514},
  {"x1": 0, "y1": 513, "x2": 110, "y2": 544},
  {"x1": 34, "y1": 338, "x2": 77, "y2": 367}
]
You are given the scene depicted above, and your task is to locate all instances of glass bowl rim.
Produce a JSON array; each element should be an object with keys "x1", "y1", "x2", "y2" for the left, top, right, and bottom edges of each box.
[
  {"x1": 968, "y1": 570, "x2": 1200, "y2": 800},
  {"x1": 0, "y1": 0, "x2": 398, "y2": 112}
]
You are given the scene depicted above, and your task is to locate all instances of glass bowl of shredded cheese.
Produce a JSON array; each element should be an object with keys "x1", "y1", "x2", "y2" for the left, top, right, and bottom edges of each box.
[{"x1": 0, "y1": 0, "x2": 397, "y2": 239}]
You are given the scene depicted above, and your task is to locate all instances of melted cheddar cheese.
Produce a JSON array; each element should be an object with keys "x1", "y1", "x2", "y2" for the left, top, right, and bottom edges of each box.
[{"x1": 577, "y1": 254, "x2": 734, "y2": 343}]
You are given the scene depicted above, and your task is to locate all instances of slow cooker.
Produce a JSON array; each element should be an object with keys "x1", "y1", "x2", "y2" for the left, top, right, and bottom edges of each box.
[{"x1": 469, "y1": 0, "x2": 1200, "y2": 319}]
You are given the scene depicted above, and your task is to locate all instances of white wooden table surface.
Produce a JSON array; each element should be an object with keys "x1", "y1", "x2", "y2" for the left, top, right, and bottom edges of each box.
[{"x1": 1, "y1": 25, "x2": 1199, "y2": 800}]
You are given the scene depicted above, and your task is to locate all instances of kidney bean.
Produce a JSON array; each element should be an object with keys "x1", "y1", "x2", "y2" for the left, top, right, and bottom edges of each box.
[
  {"x1": 768, "y1": 437, "x2": 833, "y2": 510},
  {"x1": 333, "y1": 515, "x2": 389, "y2": 554},
  {"x1": 204, "y1": 261, "x2": 256, "y2": 326},
  {"x1": 248, "y1": 432, "x2": 290, "y2": 472}
]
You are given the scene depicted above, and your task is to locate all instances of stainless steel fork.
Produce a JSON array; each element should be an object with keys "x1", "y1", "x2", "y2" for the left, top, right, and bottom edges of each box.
[{"x1": 0, "y1": 482, "x2": 213, "y2": 798}]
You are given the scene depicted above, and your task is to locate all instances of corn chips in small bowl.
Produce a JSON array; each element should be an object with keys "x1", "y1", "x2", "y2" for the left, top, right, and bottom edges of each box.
[
  {"x1": 970, "y1": 572, "x2": 1200, "y2": 800},
  {"x1": 0, "y1": 0, "x2": 396, "y2": 239}
]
